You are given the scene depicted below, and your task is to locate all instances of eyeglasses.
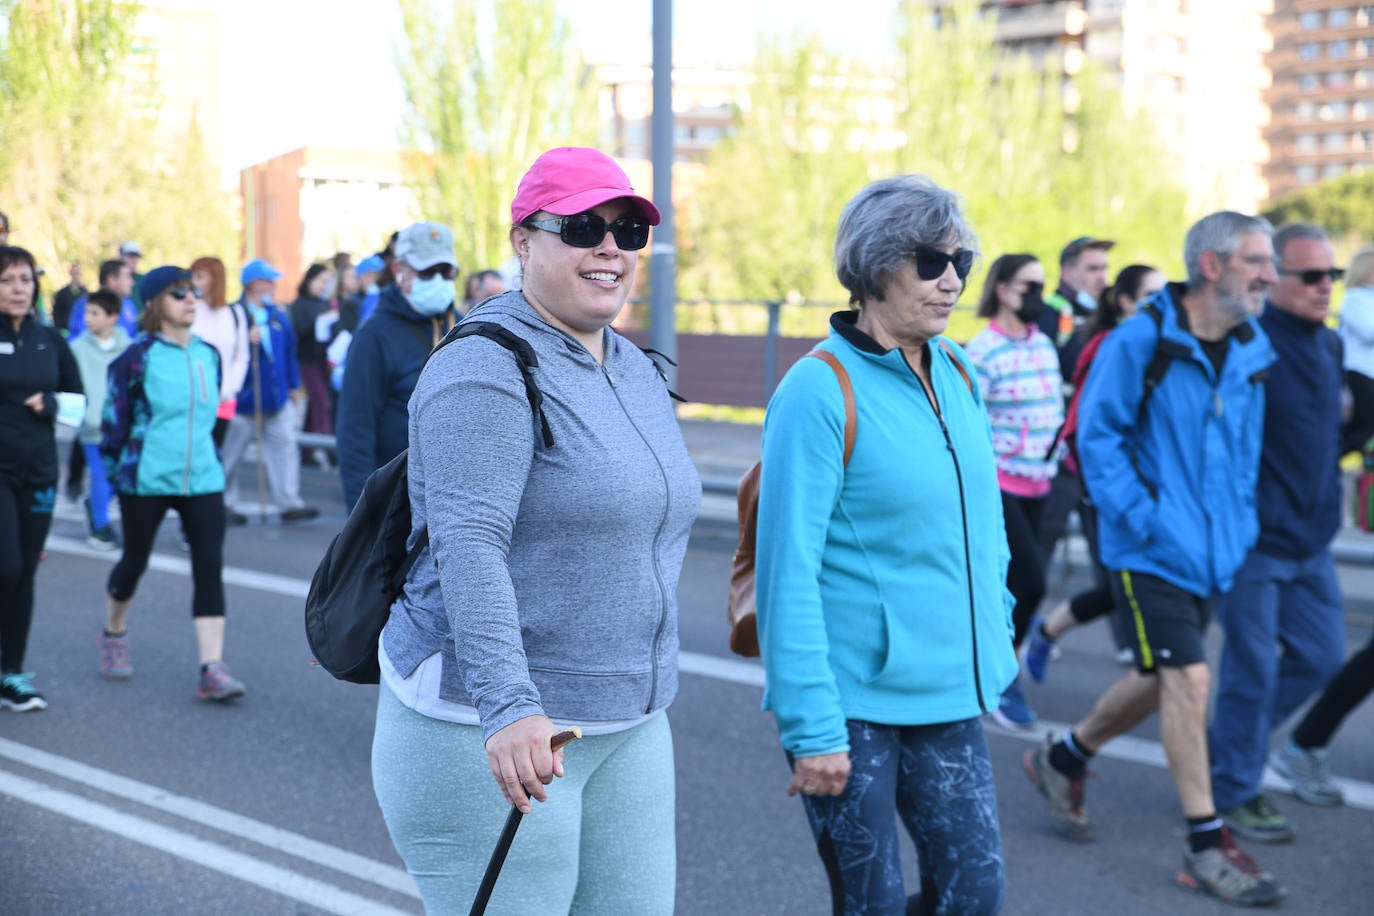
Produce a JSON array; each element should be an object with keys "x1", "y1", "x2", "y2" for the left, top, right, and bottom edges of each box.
[
  {"x1": 1278, "y1": 267, "x2": 1345, "y2": 285},
  {"x1": 525, "y1": 213, "x2": 652, "y2": 251},
  {"x1": 169, "y1": 286, "x2": 194, "y2": 300},
  {"x1": 910, "y1": 245, "x2": 975, "y2": 281},
  {"x1": 415, "y1": 264, "x2": 459, "y2": 281}
]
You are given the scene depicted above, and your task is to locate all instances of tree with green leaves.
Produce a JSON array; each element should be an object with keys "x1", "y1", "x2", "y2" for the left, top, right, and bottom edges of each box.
[
  {"x1": 1262, "y1": 172, "x2": 1374, "y2": 247},
  {"x1": 396, "y1": 0, "x2": 600, "y2": 274}
]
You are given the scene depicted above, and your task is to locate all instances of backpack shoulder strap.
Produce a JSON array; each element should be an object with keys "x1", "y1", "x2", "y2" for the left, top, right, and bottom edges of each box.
[
  {"x1": 936, "y1": 338, "x2": 974, "y2": 395},
  {"x1": 1137, "y1": 301, "x2": 1175, "y2": 428},
  {"x1": 435, "y1": 321, "x2": 555, "y2": 448},
  {"x1": 806, "y1": 349, "x2": 856, "y2": 467}
]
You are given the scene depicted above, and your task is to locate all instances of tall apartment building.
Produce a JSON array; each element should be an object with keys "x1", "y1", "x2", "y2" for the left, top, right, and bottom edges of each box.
[
  {"x1": 980, "y1": 0, "x2": 1273, "y2": 212},
  {"x1": 1266, "y1": 1, "x2": 1374, "y2": 200}
]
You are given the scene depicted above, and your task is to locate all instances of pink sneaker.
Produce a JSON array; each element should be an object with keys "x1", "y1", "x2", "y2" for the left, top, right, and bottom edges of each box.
[
  {"x1": 99, "y1": 631, "x2": 133, "y2": 680},
  {"x1": 196, "y1": 662, "x2": 245, "y2": 702}
]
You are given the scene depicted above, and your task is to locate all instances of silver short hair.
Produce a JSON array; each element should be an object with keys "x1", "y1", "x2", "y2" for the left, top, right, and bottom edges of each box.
[
  {"x1": 1183, "y1": 211, "x2": 1273, "y2": 287},
  {"x1": 1272, "y1": 222, "x2": 1329, "y2": 261},
  {"x1": 834, "y1": 175, "x2": 978, "y2": 305}
]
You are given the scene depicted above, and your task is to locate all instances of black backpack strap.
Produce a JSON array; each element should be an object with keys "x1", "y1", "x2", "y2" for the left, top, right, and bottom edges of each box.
[
  {"x1": 638, "y1": 347, "x2": 687, "y2": 402},
  {"x1": 431, "y1": 320, "x2": 555, "y2": 448}
]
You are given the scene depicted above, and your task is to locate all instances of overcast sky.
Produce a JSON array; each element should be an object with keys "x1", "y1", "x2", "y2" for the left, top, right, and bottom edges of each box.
[{"x1": 214, "y1": 0, "x2": 891, "y2": 172}]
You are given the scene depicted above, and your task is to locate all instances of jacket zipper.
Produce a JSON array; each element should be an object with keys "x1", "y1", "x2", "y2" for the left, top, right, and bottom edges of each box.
[
  {"x1": 905, "y1": 353, "x2": 987, "y2": 714},
  {"x1": 182, "y1": 345, "x2": 195, "y2": 493},
  {"x1": 597, "y1": 358, "x2": 674, "y2": 713}
]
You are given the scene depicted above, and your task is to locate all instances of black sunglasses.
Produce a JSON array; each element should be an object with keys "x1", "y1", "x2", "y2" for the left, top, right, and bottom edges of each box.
[
  {"x1": 168, "y1": 286, "x2": 195, "y2": 300},
  {"x1": 525, "y1": 213, "x2": 651, "y2": 251},
  {"x1": 415, "y1": 264, "x2": 459, "y2": 281},
  {"x1": 1277, "y1": 267, "x2": 1345, "y2": 286},
  {"x1": 911, "y1": 245, "x2": 975, "y2": 281}
]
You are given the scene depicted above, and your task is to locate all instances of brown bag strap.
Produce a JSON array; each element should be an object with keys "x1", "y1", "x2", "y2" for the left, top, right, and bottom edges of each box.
[
  {"x1": 806, "y1": 350, "x2": 856, "y2": 467},
  {"x1": 937, "y1": 338, "x2": 973, "y2": 394}
]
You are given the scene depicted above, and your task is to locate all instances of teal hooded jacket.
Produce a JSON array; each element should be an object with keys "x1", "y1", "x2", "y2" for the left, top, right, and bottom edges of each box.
[
  {"x1": 756, "y1": 313, "x2": 1018, "y2": 759},
  {"x1": 101, "y1": 334, "x2": 225, "y2": 496}
]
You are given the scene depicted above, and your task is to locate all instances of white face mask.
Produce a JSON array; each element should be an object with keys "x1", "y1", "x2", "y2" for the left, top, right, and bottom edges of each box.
[
  {"x1": 408, "y1": 275, "x2": 455, "y2": 316},
  {"x1": 1075, "y1": 288, "x2": 1097, "y2": 312}
]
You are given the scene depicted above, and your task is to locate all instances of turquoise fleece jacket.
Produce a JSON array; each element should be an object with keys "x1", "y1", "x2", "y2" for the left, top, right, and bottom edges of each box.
[{"x1": 756, "y1": 313, "x2": 1018, "y2": 758}]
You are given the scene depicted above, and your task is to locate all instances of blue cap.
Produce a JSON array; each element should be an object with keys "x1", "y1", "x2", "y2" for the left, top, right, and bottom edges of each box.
[
  {"x1": 241, "y1": 258, "x2": 282, "y2": 286},
  {"x1": 139, "y1": 265, "x2": 191, "y2": 304},
  {"x1": 355, "y1": 254, "x2": 386, "y2": 276}
]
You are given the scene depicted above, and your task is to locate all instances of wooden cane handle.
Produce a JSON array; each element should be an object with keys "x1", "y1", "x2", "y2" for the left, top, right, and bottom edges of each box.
[{"x1": 550, "y1": 727, "x2": 582, "y2": 752}]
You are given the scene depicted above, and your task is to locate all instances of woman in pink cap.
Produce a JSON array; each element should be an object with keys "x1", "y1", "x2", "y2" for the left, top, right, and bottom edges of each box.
[{"x1": 371, "y1": 147, "x2": 701, "y2": 914}]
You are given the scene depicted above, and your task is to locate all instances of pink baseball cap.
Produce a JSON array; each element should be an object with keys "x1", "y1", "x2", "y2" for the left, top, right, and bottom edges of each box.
[{"x1": 511, "y1": 147, "x2": 661, "y2": 226}]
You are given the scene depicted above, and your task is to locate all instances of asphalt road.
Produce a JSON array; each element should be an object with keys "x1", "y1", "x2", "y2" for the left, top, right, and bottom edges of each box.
[{"x1": 2, "y1": 465, "x2": 1372, "y2": 915}]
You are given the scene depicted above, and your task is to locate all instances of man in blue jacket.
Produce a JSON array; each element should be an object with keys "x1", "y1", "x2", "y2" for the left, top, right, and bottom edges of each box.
[
  {"x1": 219, "y1": 259, "x2": 319, "y2": 524},
  {"x1": 1022, "y1": 212, "x2": 1285, "y2": 907},
  {"x1": 337, "y1": 222, "x2": 459, "y2": 510},
  {"x1": 1209, "y1": 223, "x2": 1347, "y2": 844}
]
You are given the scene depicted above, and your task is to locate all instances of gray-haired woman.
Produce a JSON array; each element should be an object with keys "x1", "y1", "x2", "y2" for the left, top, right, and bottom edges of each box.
[{"x1": 755, "y1": 175, "x2": 1015, "y2": 914}]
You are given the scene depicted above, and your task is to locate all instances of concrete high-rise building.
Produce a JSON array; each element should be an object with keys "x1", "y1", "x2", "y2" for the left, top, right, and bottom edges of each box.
[
  {"x1": 1265, "y1": 1, "x2": 1374, "y2": 200},
  {"x1": 975, "y1": 0, "x2": 1273, "y2": 213}
]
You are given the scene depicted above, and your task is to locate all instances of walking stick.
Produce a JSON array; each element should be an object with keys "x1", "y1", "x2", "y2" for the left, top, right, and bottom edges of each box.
[
  {"x1": 249, "y1": 332, "x2": 268, "y2": 525},
  {"x1": 469, "y1": 727, "x2": 582, "y2": 916}
]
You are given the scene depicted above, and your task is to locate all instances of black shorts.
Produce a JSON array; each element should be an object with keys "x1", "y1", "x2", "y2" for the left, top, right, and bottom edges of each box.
[{"x1": 1109, "y1": 570, "x2": 1211, "y2": 671}]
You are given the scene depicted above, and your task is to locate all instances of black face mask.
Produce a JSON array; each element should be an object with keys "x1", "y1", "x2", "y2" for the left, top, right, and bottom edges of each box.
[{"x1": 1014, "y1": 281, "x2": 1045, "y2": 323}]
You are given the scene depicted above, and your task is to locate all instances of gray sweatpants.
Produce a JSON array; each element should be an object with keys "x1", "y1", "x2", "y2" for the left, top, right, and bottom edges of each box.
[
  {"x1": 220, "y1": 404, "x2": 305, "y2": 513},
  {"x1": 371, "y1": 682, "x2": 676, "y2": 915}
]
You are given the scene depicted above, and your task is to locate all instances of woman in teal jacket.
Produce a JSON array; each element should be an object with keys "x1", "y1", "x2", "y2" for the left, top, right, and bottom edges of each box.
[
  {"x1": 99, "y1": 266, "x2": 245, "y2": 702},
  {"x1": 756, "y1": 176, "x2": 1015, "y2": 915}
]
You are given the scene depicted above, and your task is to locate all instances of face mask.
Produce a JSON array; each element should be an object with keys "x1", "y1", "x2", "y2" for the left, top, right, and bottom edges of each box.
[
  {"x1": 1015, "y1": 289, "x2": 1045, "y2": 324},
  {"x1": 408, "y1": 276, "x2": 455, "y2": 316},
  {"x1": 365, "y1": 284, "x2": 379, "y2": 296},
  {"x1": 1075, "y1": 288, "x2": 1097, "y2": 312}
]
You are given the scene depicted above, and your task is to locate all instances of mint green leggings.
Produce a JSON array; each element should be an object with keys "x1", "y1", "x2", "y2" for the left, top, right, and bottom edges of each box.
[{"x1": 371, "y1": 682, "x2": 676, "y2": 915}]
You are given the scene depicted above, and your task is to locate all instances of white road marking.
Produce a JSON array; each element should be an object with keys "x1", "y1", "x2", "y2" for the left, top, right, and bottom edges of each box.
[
  {"x1": 0, "y1": 767, "x2": 415, "y2": 916},
  {"x1": 39, "y1": 536, "x2": 1374, "y2": 812},
  {"x1": 0, "y1": 737, "x2": 417, "y2": 897}
]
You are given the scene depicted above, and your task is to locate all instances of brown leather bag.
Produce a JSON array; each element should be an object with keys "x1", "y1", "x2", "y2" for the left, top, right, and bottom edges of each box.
[{"x1": 726, "y1": 342, "x2": 971, "y2": 657}]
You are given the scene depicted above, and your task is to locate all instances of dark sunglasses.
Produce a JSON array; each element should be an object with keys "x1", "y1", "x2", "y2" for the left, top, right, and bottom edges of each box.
[
  {"x1": 525, "y1": 213, "x2": 651, "y2": 251},
  {"x1": 168, "y1": 286, "x2": 195, "y2": 300},
  {"x1": 1277, "y1": 267, "x2": 1345, "y2": 285},
  {"x1": 911, "y1": 245, "x2": 975, "y2": 281},
  {"x1": 416, "y1": 264, "x2": 459, "y2": 281}
]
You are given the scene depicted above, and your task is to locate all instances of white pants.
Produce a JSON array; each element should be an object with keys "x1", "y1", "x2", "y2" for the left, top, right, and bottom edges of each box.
[{"x1": 220, "y1": 404, "x2": 304, "y2": 512}]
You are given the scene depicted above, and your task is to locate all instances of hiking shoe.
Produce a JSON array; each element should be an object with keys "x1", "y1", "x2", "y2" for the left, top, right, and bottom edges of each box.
[
  {"x1": 1022, "y1": 616, "x2": 1055, "y2": 683},
  {"x1": 280, "y1": 505, "x2": 320, "y2": 523},
  {"x1": 0, "y1": 672, "x2": 48, "y2": 712},
  {"x1": 990, "y1": 678, "x2": 1036, "y2": 729},
  {"x1": 99, "y1": 631, "x2": 133, "y2": 679},
  {"x1": 196, "y1": 662, "x2": 245, "y2": 702},
  {"x1": 86, "y1": 525, "x2": 119, "y2": 551},
  {"x1": 1177, "y1": 829, "x2": 1285, "y2": 906},
  {"x1": 1269, "y1": 739, "x2": 1343, "y2": 807},
  {"x1": 1222, "y1": 795, "x2": 1294, "y2": 844},
  {"x1": 1023, "y1": 734, "x2": 1094, "y2": 842}
]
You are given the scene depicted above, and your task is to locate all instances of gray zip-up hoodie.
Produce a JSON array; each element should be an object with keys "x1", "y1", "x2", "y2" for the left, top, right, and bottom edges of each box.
[{"x1": 380, "y1": 292, "x2": 702, "y2": 740}]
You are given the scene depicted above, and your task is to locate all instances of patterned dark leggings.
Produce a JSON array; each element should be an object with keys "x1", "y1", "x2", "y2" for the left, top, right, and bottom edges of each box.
[{"x1": 792, "y1": 718, "x2": 1005, "y2": 916}]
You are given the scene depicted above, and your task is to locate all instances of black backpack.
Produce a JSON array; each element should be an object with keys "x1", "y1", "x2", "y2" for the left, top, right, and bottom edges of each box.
[{"x1": 304, "y1": 321, "x2": 554, "y2": 683}]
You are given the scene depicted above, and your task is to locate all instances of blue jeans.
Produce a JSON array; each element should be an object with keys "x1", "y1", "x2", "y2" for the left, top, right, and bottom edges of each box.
[
  {"x1": 1211, "y1": 548, "x2": 1346, "y2": 811},
  {"x1": 83, "y1": 444, "x2": 112, "y2": 528},
  {"x1": 793, "y1": 718, "x2": 1004, "y2": 916}
]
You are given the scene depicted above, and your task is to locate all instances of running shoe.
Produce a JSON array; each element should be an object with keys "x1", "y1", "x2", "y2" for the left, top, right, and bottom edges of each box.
[
  {"x1": 99, "y1": 631, "x2": 133, "y2": 679},
  {"x1": 1022, "y1": 734, "x2": 1094, "y2": 842},
  {"x1": 0, "y1": 672, "x2": 48, "y2": 712},
  {"x1": 1268, "y1": 739, "x2": 1344, "y2": 807},
  {"x1": 1022, "y1": 616, "x2": 1055, "y2": 683},
  {"x1": 990, "y1": 678, "x2": 1036, "y2": 729},
  {"x1": 196, "y1": 662, "x2": 246, "y2": 702},
  {"x1": 1177, "y1": 829, "x2": 1285, "y2": 906},
  {"x1": 1222, "y1": 795, "x2": 1294, "y2": 844},
  {"x1": 86, "y1": 525, "x2": 119, "y2": 551}
]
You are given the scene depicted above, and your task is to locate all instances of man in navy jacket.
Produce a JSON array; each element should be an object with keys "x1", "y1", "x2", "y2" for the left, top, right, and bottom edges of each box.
[
  {"x1": 1209, "y1": 223, "x2": 1347, "y2": 844},
  {"x1": 1022, "y1": 211, "x2": 1286, "y2": 907},
  {"x1": 337, "y1": 222, "x2": 459, "y2": 510}
]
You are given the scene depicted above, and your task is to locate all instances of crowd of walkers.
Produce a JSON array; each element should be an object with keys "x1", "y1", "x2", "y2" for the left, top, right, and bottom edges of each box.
[{"x1": 2, "y1": 148, "x2": 1374, "y2": 915}]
